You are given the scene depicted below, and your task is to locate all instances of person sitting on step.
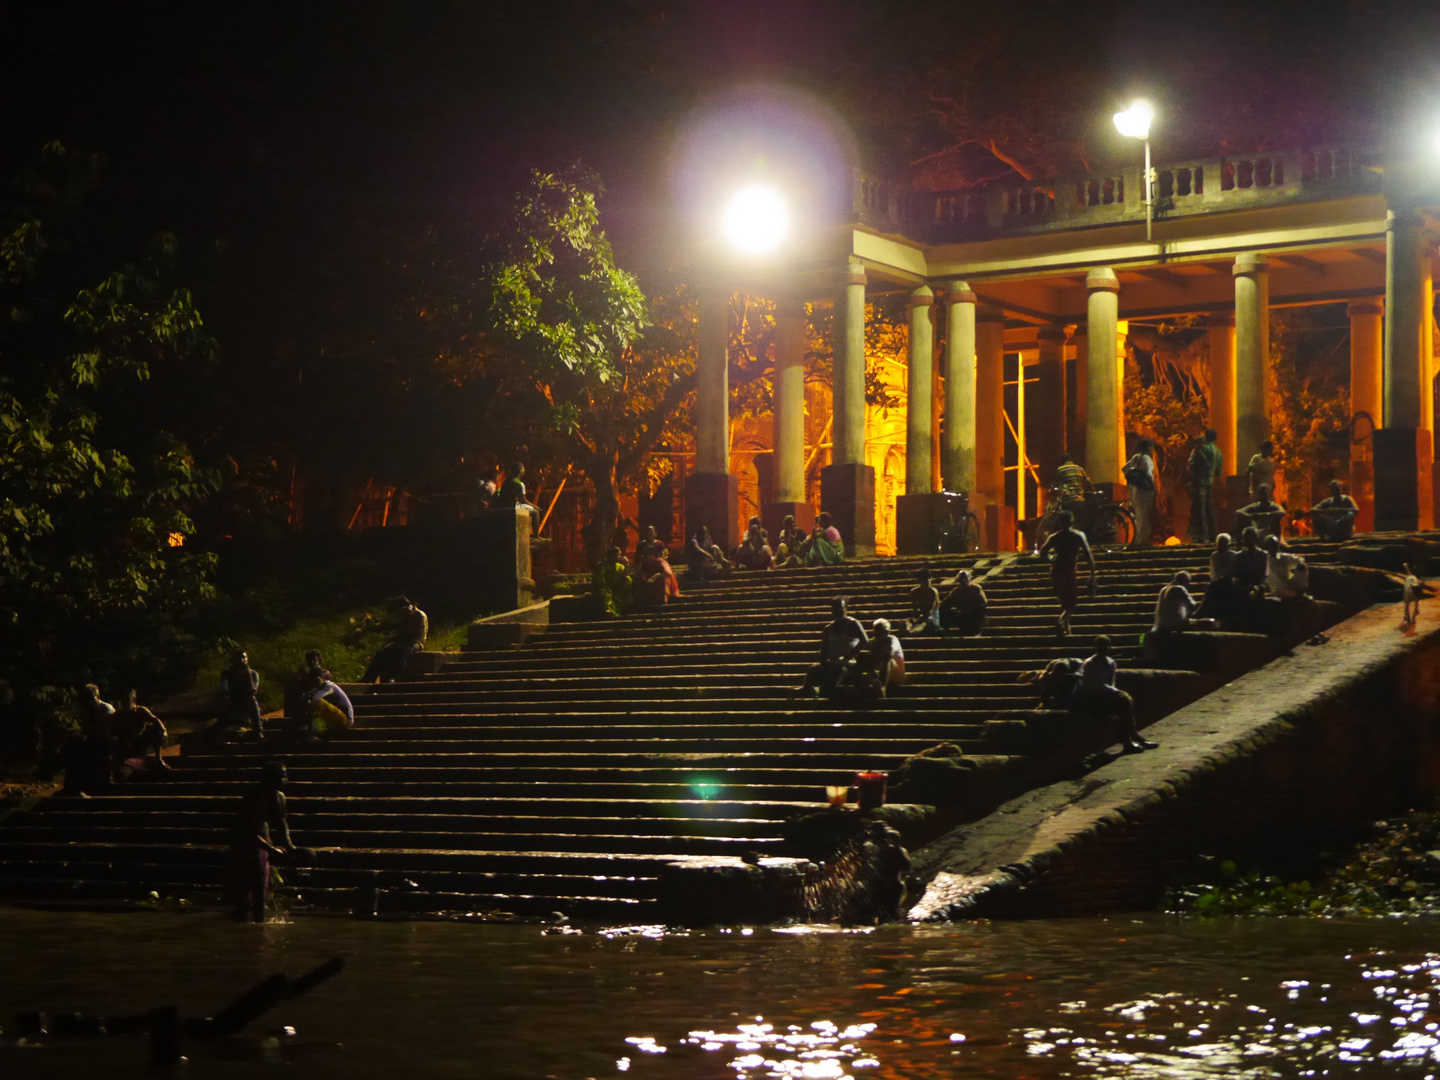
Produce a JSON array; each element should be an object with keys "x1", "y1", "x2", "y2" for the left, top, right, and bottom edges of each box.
[
  {"x1": 1072, "y1": 636, "x2": 1157, "y2": 753},
  {"x1": 939, "y1": 569, "x2": 989, "y2": 636},
  {"x1": 593, "y1": 545, "x2": 632, "y2": 616},
  {"x1": 686, "y1": 526, "x2": 733, "y2": 580},
  {"x1": 775, "y1": 515, "x2": 807, "y2": 567},
  {"x1": 800, "y1": 596, "x2": 869, "y2": 699},
  {"x1": 289, "y1": 650, "x2": 353, "y2": 739},
  {"x1": 1195, "y1": 533, "x2": 1241, "y2": 625},
  {"x1": 905, "y1": 566, "x2": 941, "y2": 635},
  {"x1": 59, "y1": 683, "x2": 118, "y2": 795},
  {"x1": 732, "y1": 517, "x2": 775, "y2": 571},
  {"x1": 859, "y1": 618, "x2": 905, "y2": 699},
  {"x1": 1261, "y1": 534, "x2": 1309, "y2": 601},
  {"x1": 111, "y1": 689, "x2": 170, "y2": 771},
  {"x1": 1151, "y1": 571, "x2": 1218, "y2": 634},
  {"x1": 1234, "y1": 484, "x2": 1286, "y2": 541},
  {"x1": 1309, "y1": 479, "x2": 1360, "y2": 542},
  {"x1": 634, "y1": 525, "x2": 681, "y2": 605},
  {"x1": 220, "y1": 649, "x2": 265, "y2": 738},
  {"x1": 801, "y1": 512, "x2": 845, "y2": 566},
  {"x1": 1037, "y1": 656, "x2": 1084, "y2": 710},
  {"x1": 362, "y1": 597, "x2": 429, "y2": 683}
]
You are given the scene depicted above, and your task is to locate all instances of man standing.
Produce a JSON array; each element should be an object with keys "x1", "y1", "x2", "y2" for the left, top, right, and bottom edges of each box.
[
  {"x1": 1187, "y1": 429, "x2": 1223, "y2": 544},
  {"x1": 224, "y1": 761, "x2": 296, "y2": 923},
  {"x1": 1123, "y1": 438, "x2": 1158, "y2": 547}
]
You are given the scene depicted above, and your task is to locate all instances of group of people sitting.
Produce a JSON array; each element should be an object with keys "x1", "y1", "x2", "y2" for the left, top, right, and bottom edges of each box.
[
  {"x1": 1036, "y1": 636, "x2": 1158, "y2": 754},
  {"x1": 799, "y1": 597, "x2": 907, "y2": 701},
  {"x1": 904, "y1": 566, "x2": 989, "y2": 637},
  {"x1": 218, "y1": 646, "x2": 356, "y2": 743},
  {"x1": 1146, "y1": 525, "x2": 1310, "y2": 637},
  {"x1": 58, "y1": 684, "x2": 172, "y2": 795}
]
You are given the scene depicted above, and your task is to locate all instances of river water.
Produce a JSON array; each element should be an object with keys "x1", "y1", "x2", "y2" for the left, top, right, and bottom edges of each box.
[{"x1": 3, "y1": 907, "x2": 1440, "y2": 1078}]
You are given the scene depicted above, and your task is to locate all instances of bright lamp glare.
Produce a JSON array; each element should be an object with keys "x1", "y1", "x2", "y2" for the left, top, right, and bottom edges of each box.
[
  {"x1": 721, "y1": 185, "x2": 789, "y2": 255},
  {"x1": 1113, "y1": 100, "x2": 1154, "y2": 140}
]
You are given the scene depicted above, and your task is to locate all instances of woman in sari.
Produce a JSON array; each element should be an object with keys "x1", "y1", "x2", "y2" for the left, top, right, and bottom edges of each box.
[
  {"x1": 802, "y1": 512, "x2": 845, "y2": 566},
  {"x1": 635, "y1": 525, "x2": 681, "y2": 604}
]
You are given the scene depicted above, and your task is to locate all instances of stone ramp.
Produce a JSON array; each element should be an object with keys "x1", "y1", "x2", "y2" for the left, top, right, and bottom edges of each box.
[{"x1": 0, "y1": 539, "x2": 1364, "y2": 920}]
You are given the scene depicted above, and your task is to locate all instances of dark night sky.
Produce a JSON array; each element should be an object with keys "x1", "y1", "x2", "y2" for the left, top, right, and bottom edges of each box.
[{"x1": 5, "y1": 0, "x2": 1440, "y2": 374}]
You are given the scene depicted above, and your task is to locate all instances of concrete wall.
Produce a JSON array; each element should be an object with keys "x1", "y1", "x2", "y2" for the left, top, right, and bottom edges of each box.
[{"x1": 908, "y1": 601, "x2": 1440, "y2": 920}]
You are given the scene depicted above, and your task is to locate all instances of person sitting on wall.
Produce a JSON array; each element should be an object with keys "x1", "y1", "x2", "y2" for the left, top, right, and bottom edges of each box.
[
  {"x1": 1151, "y1": 571, "x2": 1218, "y2": 634},
  {"x1": 59, "y1": 683, "x2": 118, "y2": 795},
  {"x1": 1262, "y1": 534, "x2": 1309, "y2": 600},
  {"x1": 858, "y1": 618, "x2": 905, "y2": 699},
  {"x1": 1309, "y1": 479, "x2": 1360, "y2": 541},
  {"x1": 905, "y1": 566, "x2": 941, "y2": 635},
  {"x1": 939, "y1": 569, "x2": 988, "y2": 636},
  {"x1": 800, "y1": 596, "x2": 868, "y2": 699},
  {"x1": 220, "y1": 649, "x2": 265, "y2": 738},
  {"x1": 495, "y1": 461, "x2": 541, "y2": 534},
  {"x1": 111, "y1": 689, "x2": 170, "y2": 771},
  {"x1": 801, "y1": 512, "x2": 845, "y2": 566},
  {"x1": 1071, "y1": 635, "x2": 1157, "y2": 753},
  {"x1": 362, "y1": 597, "x2": 429, "y2": 683},
  {"x1": 1230, "y1": 526, "x2": 1286, "y2": 634},
  {"x1": 775, "y1": 515, "x2": 807, "y2": 568},
  {"x1": 732, "y1": 517, "x2": 775, "y2": 571},
  {"x1": 634, "y1": 525, "x2": 681, "y2": 606},
  {"x1": 686, "y1": 526, "x2": 734, "y2": 580},
  {"x1": 1233, "y1": 484, "x2": 1286, "y2": 541},
  {"x1": 1195, "y1": 533, "x2": 1241, "y2": 625},
  {"x1": 1232, "y1": 526, "x2": 1270, "y2": 595}
]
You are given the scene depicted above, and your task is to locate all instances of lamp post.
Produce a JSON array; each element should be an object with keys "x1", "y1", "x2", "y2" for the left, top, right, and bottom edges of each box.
[{"x1": 1113, "y1": 100, "x2": 1155, "y2": 242}]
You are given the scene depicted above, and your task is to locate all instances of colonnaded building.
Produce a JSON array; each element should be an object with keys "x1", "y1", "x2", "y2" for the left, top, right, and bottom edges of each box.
[{"x1": 682, "y1": 146, "x2": 1440, "y2": 557}]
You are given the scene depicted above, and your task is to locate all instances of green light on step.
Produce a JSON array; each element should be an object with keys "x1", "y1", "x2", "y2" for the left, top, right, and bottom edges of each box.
[{"x1": 691, "y1": 782, "x2": 720, "y2": 800}]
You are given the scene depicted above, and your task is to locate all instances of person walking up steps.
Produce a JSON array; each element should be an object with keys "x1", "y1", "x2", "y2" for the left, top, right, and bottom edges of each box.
[{"x1": 1038, "y1": 511, "x2": 1096, "y2": 637}]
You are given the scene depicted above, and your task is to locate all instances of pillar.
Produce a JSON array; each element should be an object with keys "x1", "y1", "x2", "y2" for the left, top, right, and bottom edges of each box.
[
  {"x1": 1234, "y1": 253, "x2": 1270, "y2": 467},
  {"x1": 1068, "y1": 330, "x2": 1088, "y2": 464},
  {"x1": 820, "y1": 260, "x2": 876, "y2": 556},
  {"x1": 1207, "y1": 312, "x2": 1237, "y2": 477},
  {"x1": 763, "y1": 299, "x2": 814, "y2": 543},
  {"x1": 1033, "y1": 326, "x2": 1068, "y2": 485},
  {"x1": 974, "y1": 306, "x2": 1006, "y2": 506},
  {"x1": 1349, "y1": 299, "x2": 1383, "y2": 532},
  {"x1": 1085, "y1": 268, "x2": 1123, "y2": 486},
  {"x1": 942, "y1": 285, "x2": 976, "y2": 493},
  {"x1": 905, "y1": 285, "x2": 935, "y2": 493},
  {"x1": 1376, "y1": 210, "x2": 1434, "y2": 530},
  {"x1": 685, "y1": 284, "x2": 739, "y2": 547}
]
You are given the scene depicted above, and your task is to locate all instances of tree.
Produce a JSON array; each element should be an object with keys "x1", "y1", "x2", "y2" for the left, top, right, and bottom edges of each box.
[
  {"x1": 474, "y1": 168, "x2": 695, "y2": 564},
  {"x1": 0, "y1": 143, "x2": 219, "y2": 745}
]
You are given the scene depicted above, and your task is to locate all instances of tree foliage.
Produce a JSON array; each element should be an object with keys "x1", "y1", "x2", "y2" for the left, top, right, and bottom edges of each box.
[{"x1": 0, "y1": 144, "x2": 219, "y2": 742}]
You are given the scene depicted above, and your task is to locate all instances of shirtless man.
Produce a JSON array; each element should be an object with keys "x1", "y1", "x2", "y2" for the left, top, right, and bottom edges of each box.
[
  {"x1": 224, "y1": 761, "x2": 296, "y2": 922},
  {"x1": 1038, "y1": 511, "x2": 1096, "y2": 637},
  {"x1": 111, "y1": 689, "x2": 170, "y2": 770},
  {"x1": 905, "y1": 567, "x2": 941, "y2": 635}
]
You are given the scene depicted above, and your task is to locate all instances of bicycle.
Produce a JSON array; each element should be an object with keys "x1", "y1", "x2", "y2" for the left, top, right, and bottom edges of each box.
[{"x1": 1039, "y1": 488, "x2": 1136, "y2": 547}]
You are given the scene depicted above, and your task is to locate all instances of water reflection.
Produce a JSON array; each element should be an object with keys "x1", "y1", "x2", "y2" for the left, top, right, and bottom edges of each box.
[{"x1": 6, "y1": 910, "x2": 1440, "y2": 1078}]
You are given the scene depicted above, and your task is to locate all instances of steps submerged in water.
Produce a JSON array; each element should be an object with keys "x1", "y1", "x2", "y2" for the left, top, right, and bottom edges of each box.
[{"x1": 0, "y1": 540, "x2": 1364, "y2": 920}]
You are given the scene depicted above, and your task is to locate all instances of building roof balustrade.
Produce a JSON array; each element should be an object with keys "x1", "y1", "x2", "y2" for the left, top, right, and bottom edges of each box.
[{"x1": 852, "y1": 145, "x2": 1381, "y2": 245}]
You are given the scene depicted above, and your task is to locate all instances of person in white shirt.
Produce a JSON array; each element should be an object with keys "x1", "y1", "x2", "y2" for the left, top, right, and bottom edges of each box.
[
  {"x1": 1246, "y1": 440, "x2": 1278, "y2": 499},
  {"x1": 1073, "y1": 636, "x2": 1157, "y2": 753},
  {"x1": 1122, "y1": 438, "x2": 1159, "y2": 547},
  {"x1": 1261, "y1": 535, "x2": 1308, "y2": 599},
  {"x1": 863, "y1": 618, "x2": 905, "y2": 698},
  {"x1": 1152, "y1": 571, "x2": 1219, "y2": 633}
]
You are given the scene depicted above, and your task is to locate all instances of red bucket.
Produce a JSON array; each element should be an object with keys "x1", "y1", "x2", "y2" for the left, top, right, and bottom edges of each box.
[{"x1": 854, "y1": 771, "x2": 887, "y2": 810}]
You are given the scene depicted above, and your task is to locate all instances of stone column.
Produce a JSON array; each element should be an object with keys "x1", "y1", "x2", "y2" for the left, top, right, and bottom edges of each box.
[
  {"x1": 763, "y1": 299, "x2": 814, "y2": 543},
  {"x1": 973, "y1": 305, "x2": 1012, "y2": 549},
  {"x1": 1376, "y1": 210, "x2": 1434, "y2": 530},
  {"x1": 1207, "y1": 312, "x2": 1237, "y2": 477},
  {"x1": 1032, "y1": 326, "x2": 1068, "y2": 486},
  {"x1": 905, "y1": 285, "x2": 935, "y2": 494},
  {"x1": 1085, "y1": 268, "x2": 1123, "y2": 486},
  {"x1": 943, "y1": 285, "x2": 977, "y2": 493},
  {"x1": 1234, "y1": 253, "x2": 1270, "y2": 468},
  {"x1": 1349, "y1": 299, "x2": 1384, "y2": 533},
  {"x1": 820, "y1": 260, "x2": 876, "y2": 556},
  {"x1": 1068, "y1": 330, "x2": 1088, "y2": 464},
  {"x1": 685, "y1": 283, "x2": 739, "y2": 548}
]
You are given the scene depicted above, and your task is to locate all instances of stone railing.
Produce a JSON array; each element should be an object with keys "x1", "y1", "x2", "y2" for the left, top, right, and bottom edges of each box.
[{"x1": 853, "y1": 145, "x2": 1379, "y2": 242}]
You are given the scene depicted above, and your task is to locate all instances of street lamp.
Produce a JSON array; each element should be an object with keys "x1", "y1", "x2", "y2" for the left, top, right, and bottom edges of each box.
[
  {"x1": 721, "y1": 184, "x2": 789, "y2": 255},
  {"x1": 1113, "y1": 100, "x2": 1155, "y2": 242}
]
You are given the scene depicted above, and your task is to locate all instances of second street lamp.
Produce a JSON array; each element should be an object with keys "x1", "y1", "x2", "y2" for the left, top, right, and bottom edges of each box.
[{"x1": 1114, "y1": 100, "x2": 1156, "y2": 242}]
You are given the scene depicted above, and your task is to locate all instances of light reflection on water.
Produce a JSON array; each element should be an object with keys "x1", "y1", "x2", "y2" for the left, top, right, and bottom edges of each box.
[{"x1": 4, "y1": 909, "x2": 1440, "y2": 1077}]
